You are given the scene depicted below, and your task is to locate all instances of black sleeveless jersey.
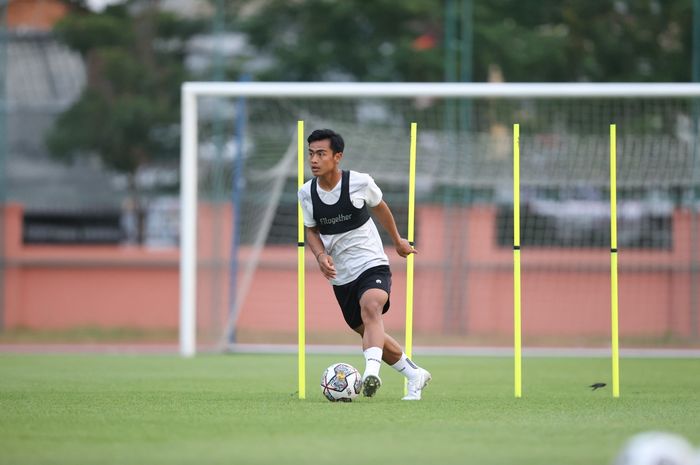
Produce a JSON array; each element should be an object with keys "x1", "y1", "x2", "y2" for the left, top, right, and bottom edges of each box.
[{"x1": 310, "y1": 170, "x2": 371, "y2": 235}]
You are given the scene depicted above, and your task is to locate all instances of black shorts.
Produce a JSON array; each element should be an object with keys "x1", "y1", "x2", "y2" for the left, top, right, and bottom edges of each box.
[{"x1": 332, "y1": 265, "x2": 392, "y2": 330}]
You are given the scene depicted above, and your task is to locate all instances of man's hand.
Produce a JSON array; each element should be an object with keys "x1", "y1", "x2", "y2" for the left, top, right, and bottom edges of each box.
[
  {"x1": 317, "y1": 252, "x2": 337, "y2": 280},
  {"x1": 395, "y1": 238, "x2": 417, "y2": 258}
]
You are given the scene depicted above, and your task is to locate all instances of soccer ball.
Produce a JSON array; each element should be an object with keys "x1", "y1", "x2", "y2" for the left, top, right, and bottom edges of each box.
[
  {"x1": 320, "y1": 362, "x2": 362, "y2": 402},
  {"x1": 614, "y1": 432, "x2": 697, "y2": 465}
]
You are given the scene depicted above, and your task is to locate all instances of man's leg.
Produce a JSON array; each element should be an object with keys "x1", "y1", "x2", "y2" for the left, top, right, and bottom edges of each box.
[
  {"x1": 353, "y1": 309, "x2": 431, "y2": 400},
  {"x1": 358, "y1": 288, "x2": 389, "y2": 397},
  {"x1": 358, "y1": 288, "x2": 388, "y2": 350},
  {"x1": 352, "y1": 324, "x2": 402, "y2": 365}
]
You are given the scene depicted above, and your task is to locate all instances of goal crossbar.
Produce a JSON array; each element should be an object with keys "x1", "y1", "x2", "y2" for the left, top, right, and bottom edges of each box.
[{"x1": 183, "y1": 82, "x2": 700, "y2": 99}]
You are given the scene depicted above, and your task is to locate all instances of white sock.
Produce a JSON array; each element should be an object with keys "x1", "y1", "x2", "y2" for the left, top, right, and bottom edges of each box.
[
  {"x1": 363, "y1": 347, "x2": 383, "y2": 379},
  {"x1": 390, "y1": 353, "x2": 421, "y2": 381}
]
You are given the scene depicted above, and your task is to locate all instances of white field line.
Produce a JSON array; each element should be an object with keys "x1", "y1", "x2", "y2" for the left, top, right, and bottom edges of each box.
[
  {"x1": 1, "y1": 343, "x2": 699, "y2": 358},
  {"x1": 225, "y1": 344, "x2": 700, "y2": 358}
]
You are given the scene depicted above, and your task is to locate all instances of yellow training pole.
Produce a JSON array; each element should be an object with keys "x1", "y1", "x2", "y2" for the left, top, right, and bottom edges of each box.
[
  {"x1": 297, "y1": 120, "x2": 306, "y2": 399},
  {"x1": 610, "y1": 124, "x2": 620, "y2": 398},
  {"x1": 513, "y1": 123, "x2": 522, "y2": 398},
  {"x1": 404, "y1": 122, "x2": 418, "y2": 396}
]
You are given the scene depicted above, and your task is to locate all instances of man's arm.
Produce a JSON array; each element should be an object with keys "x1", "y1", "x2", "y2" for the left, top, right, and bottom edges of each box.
[
  {"x1": 305, "y1": 226, "x2": 336, "y2": 280},
  {"x1": 371, "y1": 200, "x2": 417, "y2": 258}
]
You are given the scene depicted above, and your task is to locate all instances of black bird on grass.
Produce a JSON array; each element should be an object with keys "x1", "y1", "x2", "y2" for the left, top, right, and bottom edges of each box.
[{"x1": 589, "y1": 382, "x2": 606, "y2": 390}]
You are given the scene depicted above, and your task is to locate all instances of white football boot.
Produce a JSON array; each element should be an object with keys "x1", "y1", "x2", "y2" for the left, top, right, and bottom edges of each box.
[{"x1": 402, "y1": 368, "x2": 432, "y2": 400}]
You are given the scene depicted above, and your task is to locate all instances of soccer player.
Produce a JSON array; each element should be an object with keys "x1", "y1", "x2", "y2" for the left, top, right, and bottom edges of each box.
[{"x1": 298, "y1": 128, "x2": 431, "y2": 400}]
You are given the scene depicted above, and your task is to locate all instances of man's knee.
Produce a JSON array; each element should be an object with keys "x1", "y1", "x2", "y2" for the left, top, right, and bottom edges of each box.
[{"x1": 360, "y1": 301, "x2": 383, "y2": 322}]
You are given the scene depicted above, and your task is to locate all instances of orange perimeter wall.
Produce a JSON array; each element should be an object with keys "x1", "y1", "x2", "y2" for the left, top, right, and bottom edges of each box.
[{"x1": 2, "y1": 203, "x2": 699, "y2": 338}]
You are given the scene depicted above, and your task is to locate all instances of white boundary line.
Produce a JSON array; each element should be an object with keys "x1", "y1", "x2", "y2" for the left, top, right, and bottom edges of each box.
[
  {"x1": 2, "y1": 343, "x2": 699, "y2": 358},
  {"x1": 225, "y1": 344, "x2": 700, "y2": 358},
  {"x1": 0, "y1": 344, "x2": 179, "y2": 355}
]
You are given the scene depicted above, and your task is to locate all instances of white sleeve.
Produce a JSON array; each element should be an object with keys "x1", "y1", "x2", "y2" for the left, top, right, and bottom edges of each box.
[
  {"x1": 363, "y1": 175, "x2": 383, "y2": 208},
  {"x1": 297, "y1": 186, "x2": 316, "y2": 227},
  {"x1": 349, "y1": 172, "x2": 383, "y2": 208}
]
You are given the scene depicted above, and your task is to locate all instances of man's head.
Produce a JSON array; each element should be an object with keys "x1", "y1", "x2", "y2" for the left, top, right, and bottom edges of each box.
[
  {"x1": 307, "y1": 129, "x2": 344, "y2": 154},
  {"x1": 307, "y1": 129, "x2": 344, "y2": 177}
]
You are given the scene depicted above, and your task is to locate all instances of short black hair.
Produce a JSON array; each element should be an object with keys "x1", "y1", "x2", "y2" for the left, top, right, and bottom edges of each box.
[{"x1": 307, "y1": 129, "x2": 344, "y2": 154}]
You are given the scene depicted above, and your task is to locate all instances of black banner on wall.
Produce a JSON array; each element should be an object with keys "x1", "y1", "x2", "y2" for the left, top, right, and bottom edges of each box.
[{"x1": 23, "y1": 211, "x2": 124, "y2": 245}]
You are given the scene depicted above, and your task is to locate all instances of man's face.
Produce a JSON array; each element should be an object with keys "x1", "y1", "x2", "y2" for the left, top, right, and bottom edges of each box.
[{"x1": 308, "y1": 138, "x2": 342, "y2": 177}]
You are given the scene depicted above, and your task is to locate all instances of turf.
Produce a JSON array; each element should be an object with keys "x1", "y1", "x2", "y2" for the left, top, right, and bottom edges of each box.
[{"x1": 1, "y1": 353, "x2": 698, "y2": 465}]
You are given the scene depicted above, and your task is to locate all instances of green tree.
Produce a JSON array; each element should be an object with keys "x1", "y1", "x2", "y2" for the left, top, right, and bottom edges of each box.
[
  {"x1": 47, "y1": 1, "x2": 202, "y2": 243},
  {"x1": 240, "y1": 0, "x2": 443, "y2": 81},
  {"x1": 236, "y1": 0, "x2": 692, "y2": 83}
]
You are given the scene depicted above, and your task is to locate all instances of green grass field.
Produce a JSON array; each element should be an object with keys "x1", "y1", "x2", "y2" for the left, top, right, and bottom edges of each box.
[{"x1": 1, "y1": 353, "x2": 698, "y2": 465}]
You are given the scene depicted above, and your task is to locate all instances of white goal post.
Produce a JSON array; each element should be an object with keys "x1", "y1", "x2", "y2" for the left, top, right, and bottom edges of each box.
[{"x1": 179, "y1": 82, "x2": 700, "y2": 357}]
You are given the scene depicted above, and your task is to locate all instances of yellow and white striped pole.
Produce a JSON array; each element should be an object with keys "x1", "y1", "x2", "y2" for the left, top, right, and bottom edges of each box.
[
  {"x1": 610, "y1": 124, "x2": 620, "y2": 398},
  {"x1": 297, "y1": 120, "x2": 306, "y2": 399},
  {"x1": 404, "y1": 122, "x2": 418, "y2": 396},
  {"x1": 513, "y1": 123, "x2": 522, "y2": 398}
]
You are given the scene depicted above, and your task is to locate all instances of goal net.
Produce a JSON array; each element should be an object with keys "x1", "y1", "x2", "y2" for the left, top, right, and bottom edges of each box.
[{"x1": 180, "y1": 83, "x2": 700, "y2": 356}]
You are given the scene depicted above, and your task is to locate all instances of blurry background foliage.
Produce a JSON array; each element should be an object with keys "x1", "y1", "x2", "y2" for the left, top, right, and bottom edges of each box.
[
  {"x1": 22, "y1": 0, "x2": 694, "y2": 244},
  {"x1": 239, "y1": 0, "x2": 691, "y2": 82},
  {"x1": 45, "y1": 1, "x2": 206, "y2": 242}
]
